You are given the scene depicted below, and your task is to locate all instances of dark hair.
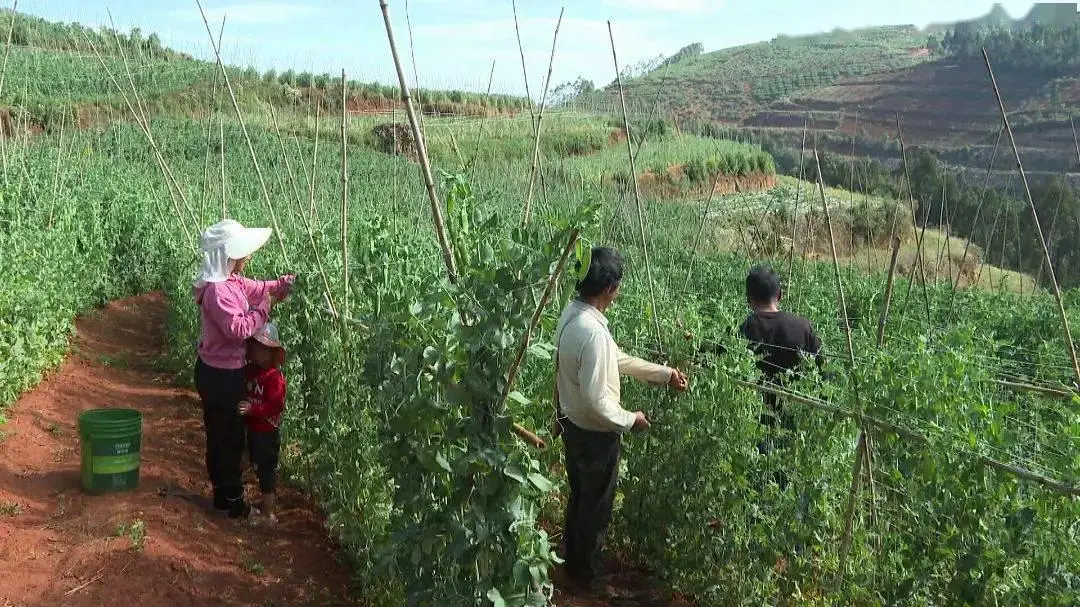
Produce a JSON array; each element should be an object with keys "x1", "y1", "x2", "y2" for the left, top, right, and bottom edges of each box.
[
  {"x1": 746, "y1": 265, "x2": 781, "y2": 303},
  {"x1": 576, "y1": 247, "x2": 623, "y2": 297}
]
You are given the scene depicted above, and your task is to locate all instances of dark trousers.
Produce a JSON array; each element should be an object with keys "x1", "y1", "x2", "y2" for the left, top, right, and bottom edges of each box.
[
  {"x1": 562, "y1": 420, "x2": 621, "y2": 587},
  {"x1": 247, "y1": 429, "x2": 280, "y2": 494},
  {"x1": 757, "y1": 390, "x2": 794, "y2": 490},
  {"x1": 194, "y1": 358, "x2": 247, "y2": 515}
]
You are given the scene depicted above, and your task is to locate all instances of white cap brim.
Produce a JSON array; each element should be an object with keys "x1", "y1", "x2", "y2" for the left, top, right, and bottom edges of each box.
[{"x1": 224, "y1": 227, "x2": 272, "y2": 260}]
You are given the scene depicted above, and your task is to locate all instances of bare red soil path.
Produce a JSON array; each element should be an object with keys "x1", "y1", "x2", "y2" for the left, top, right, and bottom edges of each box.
[{"x1": 0, "y1": 294, "x2": 354, "y2": 606}]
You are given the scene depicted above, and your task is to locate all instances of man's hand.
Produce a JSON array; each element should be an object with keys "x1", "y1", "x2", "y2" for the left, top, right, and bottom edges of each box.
[
  {"x1": 238, "y1": 401, "x2": 252, "y2": 416},
  {"x1": 668, "y1": 368, "x2": 689, "y2": 392},
  {"x1": 631, "y1": 411, "x2": 651, "y2": 432}
]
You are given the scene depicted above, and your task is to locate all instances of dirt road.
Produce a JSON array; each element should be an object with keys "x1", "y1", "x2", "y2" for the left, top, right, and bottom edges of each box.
[{"x1": 0, "y1": 294, "x2": 354, "y2": 606}]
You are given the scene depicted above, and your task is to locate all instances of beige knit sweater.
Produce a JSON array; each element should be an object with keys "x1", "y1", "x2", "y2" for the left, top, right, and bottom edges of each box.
[{"x1": 554, "y1": 300, "x2": 672, "y2": 433}]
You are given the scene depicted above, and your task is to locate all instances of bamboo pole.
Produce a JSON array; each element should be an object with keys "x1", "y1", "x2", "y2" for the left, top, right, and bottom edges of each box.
[
  {"x1": 813, "y1": 150, "x2": 855, "y2": 360},
  {"x1": 984, "y1": 48, "x2": 1080, "y2": 388},
  {"x1": 948, "y1": 128, "x2": 1002, "y2": 319},
  {"x1": 0, "y1": 0, "x2": 18, "y2": 184},
  {"x1": 46, "y1": 109, "x2": 65, "y2": 228},
  {"x1": 378, "y1": 0, "x2": 458, "y2": 283},
  {"x1": 340, "y1": 70, "x2": 350, "y2": 319},
  {"x1": 895, "y1": 113, "x2": 932, "y2": 327},
  {"x1": 195, "y1": 0, "x2": 291, "y2": 266},
  {"x1": 268, "y1": 101, "x2": 338, "y2": 316},
  {"x1": 679, "y1": 151, "x2": 730, "y2": 302},
  {"x1": 731, "y1": 377, "x2": 1080, "y2": 498},
  {"x1": 512, "y1": 0, "x2": 537, "y2": 138},
  {"x1": 403, "y1": 0, "x2": 425, "y2": 138},
  {"x1": 498, "y1": 227, "x2": 580, "y2": 413},
  {"x1": 309, "y1": 102, "x2": 321, "y2": 222},
  {"x1": 609, "y1": 20, "x2": 663, "y2": 351},
  {"x1": 784, "y1": 117, "x2": 809, "y2": 282},
  {"x1": 521, "y1": 8, "x2": 564, "y2": 227},
  {"x1": 1033, "y1": 183, "x2": 1064, "y2": 291},
  {"x1": 468, "y1": 59, "x2": 496, "y2": 175},
  {"x1": 219, "y1": 115, "x2": 226, "y2": 219},
  {"x1": 268, "y1": 103, "x2": 307, "y2": 222},
  {"x1": 815, "y1": 147, "x2": 869, "y2": 589},
  {"x1": 833, "y1": 432, "x2": 867, "y2": 589},
  {"x1": 83, "y1": 34, "x2": 195, "y2": 245},
  {"x1": 201, "y1": 16, "x2": 226, "y2": 226},
  {"x1": 876, "y1": 236, "x2": 902, "y2": 346}
]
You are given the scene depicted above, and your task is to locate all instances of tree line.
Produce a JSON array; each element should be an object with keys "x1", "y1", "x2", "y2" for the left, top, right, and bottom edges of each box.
[
  {"x1": 763, "y1": 133, "x2": 1080, "y2": 289},
  {"x1": 686, "y1": 119, "x2": 1080, "y2": 289},
  {"x1": 939, "y1": 21, "x2": 1080, "y2": 76}
]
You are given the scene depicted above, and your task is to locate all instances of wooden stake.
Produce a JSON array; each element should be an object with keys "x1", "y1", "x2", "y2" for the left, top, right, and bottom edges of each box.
[
  {"x1": 379, "y1": 0, "x2": 458, "y2": 283},
  {"x1": 521, "y1": 8, "x2": 564, "y2": 227},
  {"x1": 984, "y1": 48, "x2": 1080, "y2": 388},
  {"x1": 195, "y1": 0, "x2": 291, "y2": 266},
  {"x1": 341, "y1": 70, "x2": 350, "y2": 319},
  {"x1": 609, "y1": 20, "x2": 663, "y2": 351}
]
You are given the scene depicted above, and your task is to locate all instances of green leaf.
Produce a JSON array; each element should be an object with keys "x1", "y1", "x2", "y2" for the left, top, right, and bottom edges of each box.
[
  {"x1": 486, "y1": 588, "x2": 506, "y2": 607},
  {"x1": 504, "y1": 463, "x2": 527, "y2": 484},
  {"x1": 435, "y1": 452, "x2": 452, "y2": 473},
  {"x1": 508, "y1": 391, "x2": 530, "y2": 406},
  {"x1": 527, "y1": 472, "x2": 553, "y2": 492}
]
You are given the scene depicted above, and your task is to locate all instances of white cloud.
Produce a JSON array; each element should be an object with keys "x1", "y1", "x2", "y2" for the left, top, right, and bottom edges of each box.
[
  {"x1": 169, "y1": 3, "x2": 319, "y2": 26},
  {"x1": 602, "y1": 0, "x2": 722, "y2": 13}
]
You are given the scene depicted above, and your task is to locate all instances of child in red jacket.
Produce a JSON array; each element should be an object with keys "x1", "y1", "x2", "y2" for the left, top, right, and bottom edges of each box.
[{"x1": 238, "y1": 321, "x2": 287, "y2": 522}]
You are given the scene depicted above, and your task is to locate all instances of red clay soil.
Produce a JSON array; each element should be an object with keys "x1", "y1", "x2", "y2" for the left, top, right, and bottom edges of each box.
[
  {"x1": 0, "y1": 293, "x2": 355, "y2": 607},
  {"x1": 550, "y1": 559, "x2": 693, "y2": 607}
]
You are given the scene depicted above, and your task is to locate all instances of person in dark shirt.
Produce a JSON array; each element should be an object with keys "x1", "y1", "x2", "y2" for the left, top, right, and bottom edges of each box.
[
  {"x1": 739, "y1": 265, "x2": 824, "y2": 484},
  {"x1": 739, "y1": 265, "x2": 824, "y2": 382}
]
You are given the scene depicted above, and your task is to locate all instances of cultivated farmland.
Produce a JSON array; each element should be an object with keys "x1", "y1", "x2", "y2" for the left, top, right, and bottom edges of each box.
[{"x1": 2, "y1": 7, "x2": 1079, "y2": 607}]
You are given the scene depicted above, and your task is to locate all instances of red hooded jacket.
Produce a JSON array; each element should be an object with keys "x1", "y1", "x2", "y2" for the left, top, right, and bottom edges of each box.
[{"x1": 243, "y1": 364, "x2": 286, "y2": 433}]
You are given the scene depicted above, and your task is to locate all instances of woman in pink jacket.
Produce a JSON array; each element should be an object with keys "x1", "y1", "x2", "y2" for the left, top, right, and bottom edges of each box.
[{"x1": 193, "y1": 219, "x2": 294, "y2": 519}]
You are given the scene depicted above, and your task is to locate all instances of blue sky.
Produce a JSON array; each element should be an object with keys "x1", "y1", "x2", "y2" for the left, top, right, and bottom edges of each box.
[{"x1": 22, "y1": 1, "x2": 1038, "y2": 96}]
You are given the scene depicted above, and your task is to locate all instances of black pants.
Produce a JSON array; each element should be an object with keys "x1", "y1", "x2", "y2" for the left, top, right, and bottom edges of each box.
[
  {"x1": 247, "y1": 429, "x2": 280, "y2": 494},
  {"x1": 562, "y1": 420, "x2": 621, "y2": 588},
  {"x1": 194, "y1": 358, "x2": 247, "y2": 514}
]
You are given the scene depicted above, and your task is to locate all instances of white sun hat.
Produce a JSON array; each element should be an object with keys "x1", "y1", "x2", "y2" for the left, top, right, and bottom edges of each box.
[{"x1": 193, "y1": 219, "x2": 273, "y2": 288}]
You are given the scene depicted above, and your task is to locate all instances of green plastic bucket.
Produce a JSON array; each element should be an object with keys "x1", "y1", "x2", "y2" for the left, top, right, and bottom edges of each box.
[{"x1": 78, "y1": 408, "x2": 142, "y2": 494}]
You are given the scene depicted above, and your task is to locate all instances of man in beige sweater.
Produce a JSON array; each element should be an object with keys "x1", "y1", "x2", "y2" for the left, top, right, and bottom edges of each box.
[{"x1": 553, "y1": 246, "x2": 688, "y2": 593}]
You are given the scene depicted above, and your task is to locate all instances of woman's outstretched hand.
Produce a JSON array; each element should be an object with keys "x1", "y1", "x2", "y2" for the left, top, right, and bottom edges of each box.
[{"x1": 278, "y1": 274, "x2": 296, "y2": 298}]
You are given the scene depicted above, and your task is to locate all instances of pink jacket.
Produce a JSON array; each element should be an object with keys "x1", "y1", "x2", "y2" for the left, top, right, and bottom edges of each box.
[{"x1": 194, "y1": 275, "x2": 290, "y2": 370}]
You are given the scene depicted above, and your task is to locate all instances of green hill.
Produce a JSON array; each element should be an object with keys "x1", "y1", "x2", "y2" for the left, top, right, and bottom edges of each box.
[{"x1": 579, "y1": 25, "x2": 932, "y2": 122}]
